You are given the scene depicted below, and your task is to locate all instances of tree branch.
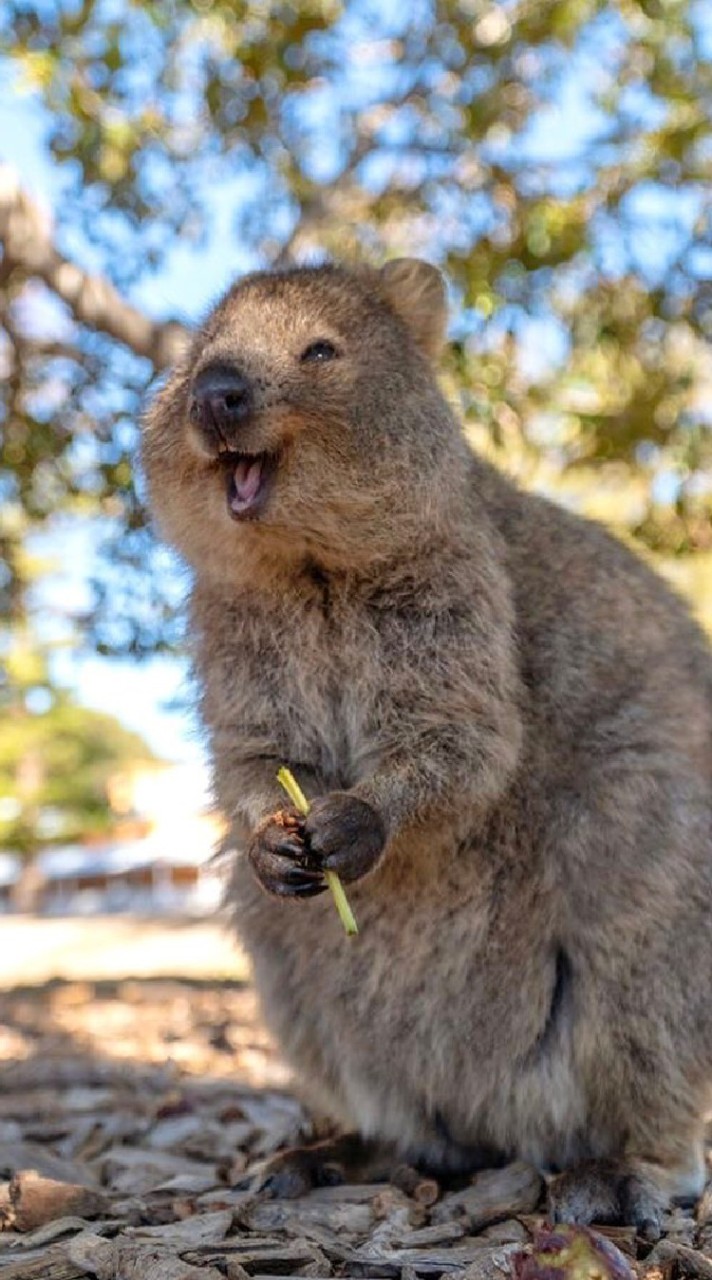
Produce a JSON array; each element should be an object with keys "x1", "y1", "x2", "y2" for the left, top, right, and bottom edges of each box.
[{"x1": 0, "y1": 165, "x2": 188, "y2": 370}]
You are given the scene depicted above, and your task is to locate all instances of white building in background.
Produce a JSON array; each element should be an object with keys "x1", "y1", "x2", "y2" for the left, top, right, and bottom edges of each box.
[{"x1": 7, "y1": 762, "x2": 226, "y2": 917}]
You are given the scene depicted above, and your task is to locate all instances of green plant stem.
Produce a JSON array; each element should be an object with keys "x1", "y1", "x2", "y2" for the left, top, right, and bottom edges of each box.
[{"x1": 276, "y1": 766, "x2": 359, "y2": 937}]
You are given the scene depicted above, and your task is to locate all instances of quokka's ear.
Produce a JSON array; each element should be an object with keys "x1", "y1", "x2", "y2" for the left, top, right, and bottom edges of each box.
[{"x1": 378, "y1": 258, "x2": 448, "y2": 360}]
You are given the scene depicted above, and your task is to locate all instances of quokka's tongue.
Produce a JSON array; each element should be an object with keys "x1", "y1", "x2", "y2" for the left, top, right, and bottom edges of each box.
[{"x1": 231, "y1": 457, "x2": 263, "y2": 511}]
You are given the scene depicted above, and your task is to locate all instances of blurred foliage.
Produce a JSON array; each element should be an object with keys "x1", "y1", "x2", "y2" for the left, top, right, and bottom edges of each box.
[
  {"x1": 0, "y1": 0, "x2": 711, "y2": 654},
  {"x1": 0, "y1": 641, "x2": 153, "y2": 856}
]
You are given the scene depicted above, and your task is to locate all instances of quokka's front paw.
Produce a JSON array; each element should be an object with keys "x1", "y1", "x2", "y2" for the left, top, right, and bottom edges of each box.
[
  {"x1": 248, "y1": 793, "x2": 386, "y2": 899},
  {"x1": 248, "y1": 809, "x2": 327, "y2": 899},
  {"x1": 304, "y1": 792, "x2": 386, "y2": 883}
]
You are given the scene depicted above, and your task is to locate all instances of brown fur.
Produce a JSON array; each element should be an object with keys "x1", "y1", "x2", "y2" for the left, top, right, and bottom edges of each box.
[{"x1": 142, "y1": 260, "x2": 712, "y2": 1224}]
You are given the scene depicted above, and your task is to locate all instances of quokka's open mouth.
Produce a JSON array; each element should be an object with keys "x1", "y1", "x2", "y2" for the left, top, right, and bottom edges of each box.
[{"x1": 222, "y1": 452, "x2": 278, "y2": 520}]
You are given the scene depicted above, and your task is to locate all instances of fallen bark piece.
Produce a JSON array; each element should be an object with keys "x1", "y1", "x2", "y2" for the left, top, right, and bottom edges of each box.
[
  {"x1": 389, "y1": 1222, "x2": 466, "y2": 1248},
  {"x1": 294, "y1": 1241, "x2": 332, "y2": 1276},
  {"x1": 432, "y1": 1162, "x2": 544, "y2": 1230},
  {"x1": 390, "y1": 1165, "x2": 440, "y2": 1207},
  {"x1": 645, "y1": 1240, "x2": 712, "y2": 1280},
  {"x1": 69, "y1": 1236, "x2": 228, "y2": 1278},
  {"x1": 193, "y1": 1187, "x2": 257, "y2": 1215},
  {"x1": 0, "y1": 1241, "x2": 88, "y2": 1278},
  {"x1": 111, "y1": 1244, "x2": 225, "y2": 1280},
  {"x1": 478, "y1": 1220, "x2": 529, "y2": 1246},
  {"x1": 638, "y1": 1266, "x2": 670, "y2": 1280},
  {"x1": 183, "y1": 1239, "x2": 325, "y2": 1273},
  {"x1": 146, "y1": 1113, "x2": 208, "y2": 1150},
  {"x1": 8, "y1": 1171, "x2": 108, "y2": 1232},
  {"x1": 349, "y1": 1239, "x2": 516, "y2": 1274},
  {"x1": 462, "y1": 1242, "x2": 528, "y2": 1280},
  {"x1": 125, "y1": 1207, "x2": 233, "y2": 1247},
  {"x1": 0, "y1": 1143, "x2": 100, "y2": 1189},
  {"x1": 243, "y1": 1192, "x2": 374, "y2": 1235},
  {"x1": 64, "y1": 1231, "x2": 114, "y2": 1279},
  {"x1": 270, "y1": 1217, "x2": 356, "y2": 1263},
  {"x1": 412, "y1": 1180, "x2": 441, "y2": 1208},
  {"x1": 101, "y1": 1146, "x2": 217, "y2": 1197},
  {"x1": 150, "y1": 1170, "x2": 222, "y2": 1196},
  {"x1": 368, "y1": 1203, "x2": 420, "y2": 1251},
  {"x1": 0, "y1": 1215, "x2": 98, "y2": 1255},
  {"x1": 370, "y1": 1186, "x2": 418, "y2": 1221},
  {"x1": 226, "y1": 1263, "x2": 251, "y2": 1280}
]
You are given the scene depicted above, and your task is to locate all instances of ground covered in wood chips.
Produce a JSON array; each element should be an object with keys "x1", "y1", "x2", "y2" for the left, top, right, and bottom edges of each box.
[{"x1": 0, "y1": 920, "x2": 711, "y2": 1280}]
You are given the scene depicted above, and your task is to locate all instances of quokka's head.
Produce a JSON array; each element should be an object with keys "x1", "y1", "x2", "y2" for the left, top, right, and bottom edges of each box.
[{"x1": 142, "y1": 258, "x2": 457, "y2": 578}]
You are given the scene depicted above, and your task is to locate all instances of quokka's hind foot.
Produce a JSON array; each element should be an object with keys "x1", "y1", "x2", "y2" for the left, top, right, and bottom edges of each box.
[
  {"x1": 548, "y1": 1159, "x2": 671, "y2": 1238},
  {"x1": 549, "y1": 1138, "x2": 707, "y2": 1237}
]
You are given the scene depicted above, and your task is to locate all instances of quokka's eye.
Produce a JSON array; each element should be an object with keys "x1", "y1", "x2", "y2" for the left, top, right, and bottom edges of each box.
[{"x1": 300, "y1": 340, "x2": 339, "y2": 363}]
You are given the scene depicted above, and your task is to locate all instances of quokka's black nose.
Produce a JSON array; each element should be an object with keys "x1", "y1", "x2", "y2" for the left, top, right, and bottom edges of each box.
[{"x1": 189, "y1": 365, "x2": 253, "y2": 441}]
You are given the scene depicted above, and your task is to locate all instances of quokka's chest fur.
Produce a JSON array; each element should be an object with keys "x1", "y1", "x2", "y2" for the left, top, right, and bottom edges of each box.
[
  {"x1": 197, "y1": 575, "x2": 455, "y2": 797},
  {"x1": 279, "y1": 598, "x2": 378, "y2": 785}
]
